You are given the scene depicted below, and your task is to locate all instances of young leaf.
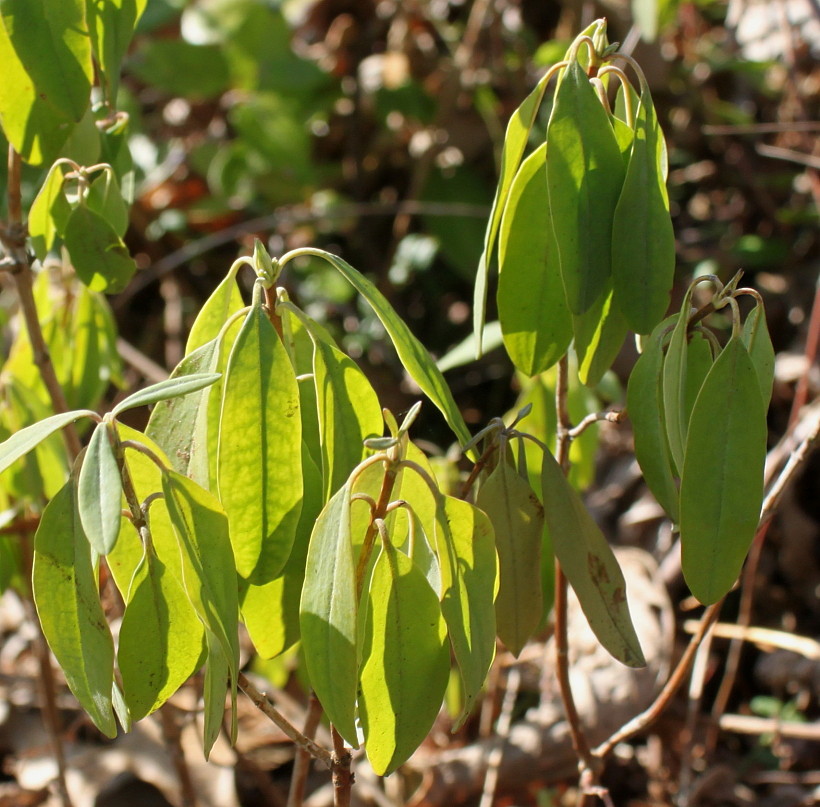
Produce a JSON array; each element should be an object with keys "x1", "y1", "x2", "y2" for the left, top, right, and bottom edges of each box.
[
  {"x1": 359, "y1": 542, "x2": 449, "y2": 776},
  {"x1": 28, "y1": 160, "x2": 71, "y2": 259},
  {"x1": 611, "y1": 82, "x2": 675, "y2": 334},
  {"x1": 474, "y1": 70, "x2": 555, "y2": 354},
  {"x1": 742, "y1": 302, "x2": 775, "y2": 409},
  {"x1": 498, "y1": 143, "x2": 572, "y2": 375},
  {"x1": 540, "y1": 449, "x2": 645, "y2": 667},
  {"x1": 0, "y1": 0, "x2": 93, "y2": 122},
  {"x1": 626, "y1": 316, "x2": 680, "y2": 521},
  {"x1": 476, "y1": 454, "x2": 543, "y2": 656},
  {"x1": 304, "y1": 250, "x2": 473, "y2": 452},
  {"x1": 118, "y1": 549, "x2": 205, "y2": 721},
  {"x1": 217, "y1": 304, "x2": 302, "y2": 580},
  {"x1": 679, "y1": 337, "x2": 767, "y2": 605},
  {"x1": 433, "y1": 495, "x2": 497, "y2": 726},
  {"x1": 547, "y1": 58, "x2": 626, "y2": 315},
  {"x1": 112, "y1": 372, "x2": 221, "y2": 417},
  {"x1": 63, "y1": 205, "x2": 137, "y2": 293},
  {"x1": 0, "y1": 409, "x2": 94, "y2": 475},
  {"x1": 78, "y1": 421, "x2": 122, "y2": 555},
  {"x1": 186, "y1": 267, "x2": 245, "y2": 355},
  {"x1": 299, "y1": 481, "x2": 359, "y2": 747},
  {"x1": 32, "y1": 478, "x2": 117, "y2": 737}
]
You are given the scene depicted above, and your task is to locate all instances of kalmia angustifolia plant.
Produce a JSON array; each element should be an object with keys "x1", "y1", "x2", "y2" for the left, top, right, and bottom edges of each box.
[{"x1": 0, "y1": 7, "x2": 779, "y2": 806}]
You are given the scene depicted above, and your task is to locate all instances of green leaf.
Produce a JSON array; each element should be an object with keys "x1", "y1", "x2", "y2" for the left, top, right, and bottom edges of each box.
[
  {"x1": 547, "y1": 58, "x2": 625, "y2": 314},
  {"x1": 611, "y1": 83, "x2": 675, "y2": 334},
  {"x1": 112, "y1": 372, "x2": 221, "y2": 417},
  {"x1": 540, "y1": 449, "x2": 645, "y2": 667},
  {"x1": 28, "y1": 161, "x2": 71, "y2": 259},
  {"x1": 241, "y1": 447, "x2": 323, "y2": 659},
  {"x1": 0, "y1": 19, "x2": 74, "y2": 165},
  {"x1": 87, "y1": 170, "x2": 129, "y2": 237},
  {"x1": 63, "y1": 205, "x2": 137, "y2": 293},
  {"x1": 474, "y1": 71, "x2": 554, "y2": 354},
  {"x1": 573, "y1": 283, "x2": 629, "y2": 387},
  {"x1": 433, "y1": 495, "x2": 497, "y2": 726},
  {"x1": 476, "y1": 453, "x2": 543, "y2": 656},
  {"x1": 436, "y1": 321, "x2": 504, "y2": 373},
  {"x1": 85, "y1": 0, "x2": 148, "y2": 101},
  {"x1": 0, "y1": 409, "x2": 93, "y2": 475},
  {"x1": 32, "y1": 478, "x2": 116, "y2": 736},
  {"x1": 304, "y1": 250, "x2": 472, "y2": 452},
  {"x1": 0, "y1": 0, "x2": 93, "y2": 122},
  {"x1": 299, "y1": 481, "x2": 359, "y2": 747},
  {"x1": 202, "y1": 628, "x2": 231, "y2": 758},
  {"x1": 161, "y1": 469, "x2": 239, "y2": 737},
  {"x1": 359, "y1": 542, "x2": 449, "y2": 776},
  {"x1": 78, "y1": 421, "x2": 122, "y2": 555},
  {"x1": 498, "y1": 143, "x2": 572, "y2": 375},
  {"x1": 118, "y1": 548, "x2": 205, "y2": 720},
  {"x1": 626, "y1": 316, "x2": 680, "y2": 521},
  {"x1": 683, "y1": 331, "x2": 714, "y2": 425},
  {"x1": 217, "y1": 303, "x2": 302, "y2": 580},
  {"x1": 679, "y1": 337, "x2": 767, "y2": 604},
  {"x1": 145, "y1": 340, "x2": 219, "y2": 484},
  {"x1": 186, "y1": 266, "x2": 245, "y2": 355},
  {"x1": 742, "y1": 302, "x2": 775, "y2": 410}
]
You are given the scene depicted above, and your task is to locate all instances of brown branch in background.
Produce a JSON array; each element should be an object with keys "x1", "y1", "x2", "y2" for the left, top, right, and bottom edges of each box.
[
  {"x1": 330, "y1": 726, "x2": 353, "y2": 807},
  {"x1": 478, "y1": 666, "x2": 521, "y2": 807},
  {"x1": 159, "y1": 703, "x2": 198, "y2": 807},
  {"x1": 237, "y1": 673, "x2": 333, "y2": 768},
  {"x1": 287, "y1": 694, "x2": 324, "y2": 807}
]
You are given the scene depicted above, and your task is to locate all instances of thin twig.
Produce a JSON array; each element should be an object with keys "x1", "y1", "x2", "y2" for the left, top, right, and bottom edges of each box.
[
  {"x1": 567, "y1": 410, "x2": 624, "y2": 440},
  {"x1": 479, "y1": 666, "x2": 521, "y2": 807},
  {"x1": 237, "y1": 673, "x2": 333, "y2": 767},
  {"x1": 160, "y1": 703, "x2": 199, "y2": 807},
  {"x1": 684, "y1": 620, "x2": 820, "y2": 659},
  {"x1": 287, "y1": 694, "x2": 324, "y2": 807},
  {"x1": 718, "y1": 714, "x2": 820, "y2": 741},
  {"x1": 330, "y1": 726, "x2": 353, "y2": 807}
]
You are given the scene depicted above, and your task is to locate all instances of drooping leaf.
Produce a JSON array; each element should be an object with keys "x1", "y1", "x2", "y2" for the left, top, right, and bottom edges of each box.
[
  {"x1": 359, "y1": 542, "x2": 449, "y2": 776},
  {"x1": 185, "y1": 266, "x2": 245, "y2": 355},
  {"x1": 299, "y1": 481, "x2": 359, "y2": 746},
  {"x1": 28, "y1": 161, "x2": 71, "y2": 259},
  {"x1": 476, "y1": 454, "x2": 543, "y2": 656},
  {"x1": 304, "y1": 250, "x2": 473, "y2": 453},
  {"x1": 86, "y1": 170, "x2": 129, "y2": 237},
  {"x1": 32, "y1": 478, "x2": 116, "y2": 736},
  {"x1": 217, "y1": 303, "x2": 302, "y2": 579},
  {"x1": 683, "y1": 331, "x2": 714, "y2": 425},
  {"x1": 112, "y1": 372, "x2": 221, "y2": 417},
  {"x1": 742, "y1": 302, "x2": 775, "y2": 409},
  {"x1": 611, "y1": 82, "x2": 675, "y2": 334},
  {"x1": 0, "y1": 0, "x2": 93, "y2": 122},
  {"x1": 474, "y1": 70, "x2": 555, "y2": 354},
  {"x1": 573, "y1": 283, "x2": 629, "y2": 387},
  {"x1": 145, "y1": 340, "x2": 219, "y2": 484},
  {"x1": 547, "y1": 58, "x2": 625, "y2": 314},
  {"x1": 202, "y1": 628, "x2": 231, "y2": 758},
  {"x1": 77, "y1": 421, "x2": 122, "y2": 555},
  {"x1": 433, "y1": 495, "x2": 497, "y2": 726},
  {"x1": 0, "y1": 19, "x2": 74, "y2": 165},
  {"x1": 118, "y1": 548, "x2": 205, "y2": 720},
  {"x1": 161, "y1": 469, "x2": 239, "y2": 736},
  {"x1": 0, "y1": 409, "x2": 94, "y2": 475},
  {"x1": 63, "y1": 205, "x2": 137, "y2": 293},
  {"x1": 241, "y1": 447, "x2": 323, "y2": 659},
  {"x1": 680, "y1": 337, "x2": 767, "y2": 604},
  {"x1": 85, "y1": 0, "x2": 148, "y2": 101},
  {"x1": 498, "y1": 143, "x2": 572, "y2": 375},
  {"x1": 540, "y1": 449, "x2": 645, "y2": 667},
  {"x1": 626, "y1": 316, "x2": 679, "y2": 521}
]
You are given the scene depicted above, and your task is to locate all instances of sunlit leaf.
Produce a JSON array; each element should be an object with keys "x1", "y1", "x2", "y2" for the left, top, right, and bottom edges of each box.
[
  {"x1": 185, "y1": 266, "x2": 245, "y2": 355},
  {"x1": 77, "y1": 421, "x2": 122, "y2": 555},
  {"x1": 113, "y1": 373, "x2": 221, "y2": 417},
  {"x1": 28, "y1": 161, "x2": 71, "y2": 259}
]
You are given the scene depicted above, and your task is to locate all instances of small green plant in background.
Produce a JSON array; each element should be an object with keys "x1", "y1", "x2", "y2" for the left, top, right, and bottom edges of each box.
[{"x1": 0, "y1": 4, "x2": 777, "y2": 804}]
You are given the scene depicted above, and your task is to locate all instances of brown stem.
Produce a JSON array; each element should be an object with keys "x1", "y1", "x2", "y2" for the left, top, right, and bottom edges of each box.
[
  {"x1": 330, "y1": 725, "x2": 353, "y2": 807},
  {"x1": 552, "y1": 356, "x2": 599, "y2": 783},
  {"x1": 237, "y1": 673, "x2": 333, "y2": 767},
  {"x1": 287, "y1": 694, "x2": 324, "y2": 807},
  {"x1": 159, "y1": 703, "x2": 198, "y2": 807}
]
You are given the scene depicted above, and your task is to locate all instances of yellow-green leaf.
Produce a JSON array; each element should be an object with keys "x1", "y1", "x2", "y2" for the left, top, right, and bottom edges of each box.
[
  {"x1": 28, "y1": 161, "x2": 71, "y2": 259},
  {"x1": 77, "y1": 421, "x2": 122, "y2": 555},
  {"x1": 185, "y1": 266, "x2": 245, "y2": 355},
  {"x1": 359, "y1": 542, "x2": 449, "y2": 776},
  {"x1": 742, "y1": 302, "x2": 775, "y2": 410}
]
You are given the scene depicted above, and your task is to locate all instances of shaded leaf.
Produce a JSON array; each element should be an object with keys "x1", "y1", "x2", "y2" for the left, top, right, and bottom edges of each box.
[
  {"x1": 28, "y1": 161, "x2": 71, "y2": 259},
  {"x1": 77, "y1": 421, "x2": 122, "y2": 555},
  {"x1": 742, "y1": 302, "x2": 775, "y2": 409},
  {"x1": 113, "y1": 372, "x2": 221, "y2": 417},
  {"x1": 0, "y1": 409, "x2": 93, "y2": 475}
]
